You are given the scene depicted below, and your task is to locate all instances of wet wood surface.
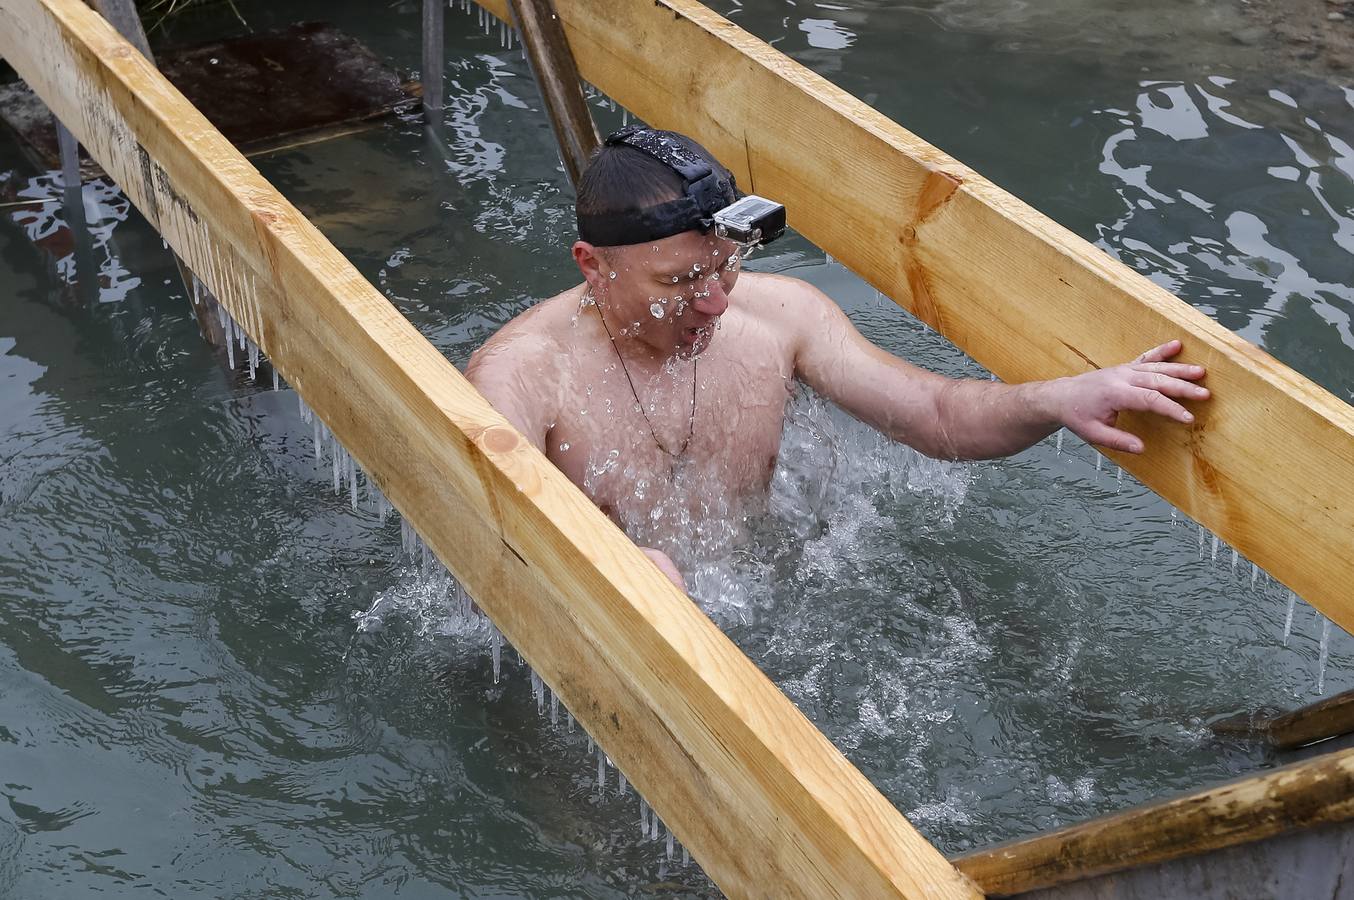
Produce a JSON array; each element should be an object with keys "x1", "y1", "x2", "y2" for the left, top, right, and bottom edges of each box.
[{"x1": 0, "y1": 1, "x2": 983, "y2": 897}]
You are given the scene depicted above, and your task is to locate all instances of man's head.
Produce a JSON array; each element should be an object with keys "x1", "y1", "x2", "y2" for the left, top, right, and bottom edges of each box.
[{"x1": 572, "y1": 128, "x2": 745, "y2": 358}]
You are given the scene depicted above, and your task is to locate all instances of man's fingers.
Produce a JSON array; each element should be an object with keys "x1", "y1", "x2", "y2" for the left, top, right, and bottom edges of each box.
[
  {"x1": 1080, "y1": 420, "x2": 1144, "y2": 454},
  {"x1": 1127, "y1": 385, "x2": 1194, "y2": 423},
  {"x1": 642, "y1": 547, "x2": 686, "y2": 592},
  {"x1": 1129, "y1": 371, "x2": 1210, "y2": 401},
  {"x1": 1132, "y1": 361, "x2": 1207, "y2": 383},
  {"x1": 1134, "y1": 339, "x2": 1183, "y2": 364}
]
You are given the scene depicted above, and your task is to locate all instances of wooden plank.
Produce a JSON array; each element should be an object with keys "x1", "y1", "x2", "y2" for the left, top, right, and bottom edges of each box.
[
  {"x1": 507, "y1": 0, "x2": 599, "y2": 187},
  {"x1": 952, "y1": 746, "x2": 1354, "y2": 896},
  {"x1": 0, "y1": 1, "x2": 981, "y2": 897},
  {"x1": 474, "y1": 0, "x2": 1354, "y2": 634},
  {"x1": 1213, "y1": 687, "x2": 1354, "y2": 752},
  {"x1": 1007, "y1": 818, "x2": 1354, "y2": 899}
]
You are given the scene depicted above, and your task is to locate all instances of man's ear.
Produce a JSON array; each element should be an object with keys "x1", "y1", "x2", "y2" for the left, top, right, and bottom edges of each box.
[{"x1": 572, "y1": 241, "x2": 606, "y2": 291}]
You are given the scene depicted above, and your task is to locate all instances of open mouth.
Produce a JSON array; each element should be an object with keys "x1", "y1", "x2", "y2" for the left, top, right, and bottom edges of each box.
[{"x1": 682, "y1": 322, "x2": 715, "y2": 344}]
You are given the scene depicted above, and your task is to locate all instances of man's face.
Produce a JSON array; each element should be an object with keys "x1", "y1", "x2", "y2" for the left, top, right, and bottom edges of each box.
[{"x1": 577, "y1": 229, "x2": 744, "y2": 357}]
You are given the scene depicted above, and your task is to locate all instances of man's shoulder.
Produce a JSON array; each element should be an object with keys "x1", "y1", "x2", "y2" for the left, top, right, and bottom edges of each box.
[
  {"x1": 738, "y1": 271, "x2": 832, "y2": 309},
  {"x1": 467, "y1": 290, "x2": 574, "y2": 375},
  {"x1": 735, "y1": 271, "x2": 837, "y2": 336}
]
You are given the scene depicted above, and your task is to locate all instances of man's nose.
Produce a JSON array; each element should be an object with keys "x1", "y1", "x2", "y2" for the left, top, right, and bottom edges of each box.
[{"x1": 692, "y1": 278, "x2": 729, "y2": 317}]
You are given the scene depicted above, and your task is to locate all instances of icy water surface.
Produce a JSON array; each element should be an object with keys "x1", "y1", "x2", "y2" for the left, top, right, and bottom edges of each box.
[{"x1": 2, "y1": 0, "x2": 1352, "y2": 895}]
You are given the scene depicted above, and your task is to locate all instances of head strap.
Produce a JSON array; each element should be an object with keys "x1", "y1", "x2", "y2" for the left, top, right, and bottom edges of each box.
[{"x1": 576, "y1": 126, "x2": 739, "y2": 247}]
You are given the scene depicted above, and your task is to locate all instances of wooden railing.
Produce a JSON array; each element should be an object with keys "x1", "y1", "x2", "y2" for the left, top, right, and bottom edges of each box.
[{"x1": 0, "y1": 0, "x2": 979, "y2": 895}]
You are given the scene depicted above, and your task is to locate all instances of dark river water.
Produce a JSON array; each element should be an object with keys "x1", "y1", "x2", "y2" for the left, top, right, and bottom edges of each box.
[{"x1": 1, "y1": 0, "x2": 1351, "y2": 896}]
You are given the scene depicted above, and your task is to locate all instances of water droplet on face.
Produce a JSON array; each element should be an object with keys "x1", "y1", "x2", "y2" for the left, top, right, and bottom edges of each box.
[
  {"x1": 559, "y1": 442, "x2": 571, "y2": 451},
  {"x1": 608, "y1": 271, "x2": 617, "y2": 280},
  {"x1": 671, "y1": 276, "x2": 679, "y2": 283},
  {"x1": 650, "y1": 302, "x2": 665, "y2": 318}
]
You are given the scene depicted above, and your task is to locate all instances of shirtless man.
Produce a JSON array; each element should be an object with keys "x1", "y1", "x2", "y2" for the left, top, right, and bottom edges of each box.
[{"x1": 467, "y1": 128, "x2": 1209, "y2": 589}]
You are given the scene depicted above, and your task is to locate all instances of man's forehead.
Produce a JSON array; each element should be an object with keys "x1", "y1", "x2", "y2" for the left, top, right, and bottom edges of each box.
[{"x1": 622, "y1": 231, "x2": 725, "y2": 268}]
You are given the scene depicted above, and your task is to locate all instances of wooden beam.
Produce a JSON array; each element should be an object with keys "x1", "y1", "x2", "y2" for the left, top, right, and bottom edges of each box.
[
  {"x1": 952, "y1": 746, "x2": 1354, "y2": 896},
  {"x1": 507, "y1": 0, "x2": 599, "y2": 187},
  {"x1": 473, "y1": 0, "x2": 1354, "y2": 634},
  {"x1": 0, "y1": 1, "x2": 981, "y2": 897},
  {"x1": 1213, "y1": 688, "x2": 1354, "y2": 752}
]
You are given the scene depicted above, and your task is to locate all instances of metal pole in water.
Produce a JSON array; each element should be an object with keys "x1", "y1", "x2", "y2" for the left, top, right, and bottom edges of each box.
[
  {"x1": 422, "y1": 0, "x2": 445, "y2": 118},
  {"x1": 53, "y1": 116, "x2": 98, "y2": 303}
]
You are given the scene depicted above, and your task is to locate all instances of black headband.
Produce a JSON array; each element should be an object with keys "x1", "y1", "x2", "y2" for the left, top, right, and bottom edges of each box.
[{"x1": 576, "y1": 126, "x2": 740, "y2": 247}]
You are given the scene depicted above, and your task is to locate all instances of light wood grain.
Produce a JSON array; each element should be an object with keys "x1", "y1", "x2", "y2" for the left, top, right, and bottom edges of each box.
[
  {"x1": 475, "y1": 0, "x2": 1354, "y2": 634},
  {"x1": 0, "y1": 1, "x2": 981, "y2": 896},
  {"x1": 953, "y1": 746, "x2": 1354, "y2": 896}
]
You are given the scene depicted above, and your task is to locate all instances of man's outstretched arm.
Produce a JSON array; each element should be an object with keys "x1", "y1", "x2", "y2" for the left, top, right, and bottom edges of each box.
[{"x1": 787, "y1": 278, "x2": 1209, "y2": 460}]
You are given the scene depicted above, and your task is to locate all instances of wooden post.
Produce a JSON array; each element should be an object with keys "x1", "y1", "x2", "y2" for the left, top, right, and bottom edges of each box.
[
  {"x1": 507, "y1": 0, "x2": 599, "y2": 187},
  {"x1": 86, "y1": 0, "x2": 149, "y2": 59},
  {"x1": 1213, "y1": 688, "x2": 1354, "y2": 752},
  {"x1": 421, "y1": 0, "x2": 444, "y2": 116},
  {"x1": 54, "y1": 116, "x2": 84, "y2": 229},
  {"x1": 952, "y1": 746, "x2": 1354, "y2": 896},
  {"x1": 0, "y1": 2, "x2": 982, "y2": 896},
  {"x1": 472, "y1": 0, "x2": 1354, "y2": 636}
]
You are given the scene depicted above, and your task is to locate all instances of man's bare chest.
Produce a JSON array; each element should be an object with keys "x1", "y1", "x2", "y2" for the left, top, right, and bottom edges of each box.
[{"x1": 546, "y1": 347, "x2": 794, "y2": 516}]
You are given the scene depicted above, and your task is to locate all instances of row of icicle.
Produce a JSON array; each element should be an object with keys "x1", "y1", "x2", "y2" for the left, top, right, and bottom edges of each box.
[
  {"x1": 865, "y1": 272, "x2": 1341, "y2": 694},
  {"x1": 1051, "y1": 422, "x2": 1337, "y2": 694},
  {"x1": 205, "y1": 277, "x2": 693, "y2": 869}
]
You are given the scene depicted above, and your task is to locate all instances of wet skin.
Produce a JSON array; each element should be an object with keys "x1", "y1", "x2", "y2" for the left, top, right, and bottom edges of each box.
[{"x1": 466, "y1": 229, "x2": 1210, "y2": 588}]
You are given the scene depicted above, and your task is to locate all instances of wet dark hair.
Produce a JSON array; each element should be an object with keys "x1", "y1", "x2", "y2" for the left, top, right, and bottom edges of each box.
[{"x1": 575, "y1": 131, "x2": 734, "y2": 246}]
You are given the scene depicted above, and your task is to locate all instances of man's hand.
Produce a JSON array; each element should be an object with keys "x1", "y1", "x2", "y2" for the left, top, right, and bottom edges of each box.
[
  {"x1": 1052, "y1": 339, "x2": 1209, "y2": 454},
  {"x1": 642, "y1": 547, "x2": 686, "y2": 592}
]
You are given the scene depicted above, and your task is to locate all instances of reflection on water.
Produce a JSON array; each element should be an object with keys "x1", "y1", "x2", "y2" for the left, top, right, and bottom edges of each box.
[
  {"x1": 1, "y1": 0, "x2": 1352, "y2": 895},
  {"x1": 1097, "y1": 76, "x2": 1354, "y2": 392},
  {"x1": 6, "y1": 173, "x2": 140, "y2": 301}
]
